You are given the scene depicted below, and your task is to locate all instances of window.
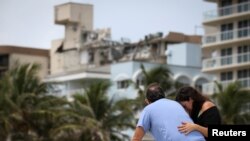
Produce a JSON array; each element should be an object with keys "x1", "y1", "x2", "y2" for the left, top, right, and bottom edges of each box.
[
  {"x1": 238, "y1": 0, "x2": 250, "y2": 13},
  {"x1": 136, "y1": 73, "x2": 145, "y2": 87},
  {"x1": 237, "y1": 69, "x2": 250, "y2": 87},
  {"x1": 81, "y1": 32, "x2": 88, "y2": 43},
  {"x1": 195, "y1": 78, "x2": 208, "y2": 93},
  {"x1": 88, "y1": 50, "x2": 94, "y2": 64},
  {"x1": 221, "y1": 23, "x2": 233, "y2": 41},
  {"x1": 206, "y1": 36, "x2": 217, "y2": 43},
  {"x1": 72, "y1": 24, "x2": 77, "y2": 32},
  {"x1": 117, "y1": 80, "x2": 129, "y2": 89},
  {"x1": 0, "y1": 54, "x2": 9, "y2": 66},
  {"x1": 220, "y1": 71, "x2": 233, "y2": 81},
  {"x1": 99, "y1": 50, "x2": 108, "y2": 65},
  {"x1": 238, "y1": 19, "x2": 250, "y2": 38},
  {"x1": 221, "y1": 48, "x2": 232, "y2": 56},
  {"x1": 237, "y1": 69, "x2": 250, "y2": 79},
  {"x1": 151, "y1": 43, "x2": 160, "y2": 57},
  {"x1": 221, "y1": 48, "x2": 232, "y2": 65},
  {"x1": 220, "y1": 0, "x2": 233, "y2": 16},
  {"x1": 177, "y1": 76, "x2": 190, "y2": 87},
  {"x1": 237, "y1": 45, "x2": 250, "y2": 63},
  {"x1": 221, "y1": 0, "x2": 232, "y2": 7}
]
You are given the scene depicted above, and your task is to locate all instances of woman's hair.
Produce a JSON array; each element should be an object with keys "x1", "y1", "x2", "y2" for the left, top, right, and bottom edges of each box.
[
  {"x1": 175, "y1": 86, "x2": 209, "y2": 122},
  {"x1": 175, "y1": 86, "x2": 208, "y2": 103},
  {"x1": 146, "y1": 83, "x2": 165, "y2": 103}
]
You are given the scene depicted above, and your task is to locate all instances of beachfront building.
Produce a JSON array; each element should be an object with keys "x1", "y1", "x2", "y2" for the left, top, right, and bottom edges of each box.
[{"x1": 202, "y1": 0, "x2": 250, "y2": 94}]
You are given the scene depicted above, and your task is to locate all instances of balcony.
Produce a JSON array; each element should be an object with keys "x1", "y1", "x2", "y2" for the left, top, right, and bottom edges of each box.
[
  {"x1": 49, "y1": 88, "x2": 84, "y2": 95},
  {"x1": 202, "y1": 78, "x2": 250, "y2": 95},
  {"x1": 202, "y1": 52, "x2": 250, "y2": 72},
  {"x1": 203, "y1": 27, "x2": 250, "y2": 47},
  {"x1": 204, "y1": 1, "x2": 250, "y2": 23},
  {"x1": 202, "y1": 81, "x2": 231, "y2": 95},
  {"x1": 48, "y1": 88, "x2": 85, "y2": 101}
]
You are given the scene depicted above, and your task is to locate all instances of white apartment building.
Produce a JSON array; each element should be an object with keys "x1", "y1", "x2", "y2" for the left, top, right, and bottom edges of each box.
[
  {"x1": 202, "y1": 0, "x2": 250, "y2": 94},
  {"x1": 110, "y1": 34, "x2": 214, "y2": 100}
]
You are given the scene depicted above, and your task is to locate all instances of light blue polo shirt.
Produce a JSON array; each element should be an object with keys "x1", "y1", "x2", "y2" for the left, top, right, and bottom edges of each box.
[{"x1": 137, "y1": 99, "x2": 205, "y2": 141}]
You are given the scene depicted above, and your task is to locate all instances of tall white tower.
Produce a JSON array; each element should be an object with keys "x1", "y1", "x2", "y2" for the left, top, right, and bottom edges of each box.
[{"x1": 54, "y1": 2, "x2": 93, "y2": 50}]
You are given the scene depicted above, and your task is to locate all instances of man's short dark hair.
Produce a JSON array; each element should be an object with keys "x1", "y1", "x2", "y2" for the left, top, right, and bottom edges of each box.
[{"x1": 146, "y1": 83, "x2": 165, "y2": 103}]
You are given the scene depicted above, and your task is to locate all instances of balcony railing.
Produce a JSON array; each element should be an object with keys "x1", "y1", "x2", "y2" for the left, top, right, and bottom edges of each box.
[
  {"x1": 204, "y1": 1, "x2": 250, "y2": 21},
  {"x1": 49, "y1": 88, "x2": 85, "y2": 96},
  {"x1": 202, "y1": 78, "x2": 250, "y2": 95},
  {"x1": 203, "y1": 26, "x2": 250, "y2": 44},
  {"x1": 203, "y1": 52, "x2": 250, "y2": 70},
  {"x1": 202, "y1": 80, "x2": 232, "y2": 95},
  {"x1": 49, "y1": 64, "x2": 96, "y2": 75}
]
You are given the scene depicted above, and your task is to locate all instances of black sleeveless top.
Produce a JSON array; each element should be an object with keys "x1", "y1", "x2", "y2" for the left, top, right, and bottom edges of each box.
[
  {"x1": 196, "y1": 106, "x2": 221, "y2": 141},
  {"x1": 196, "y1": 106, "x2": 221, "y2": 126}
]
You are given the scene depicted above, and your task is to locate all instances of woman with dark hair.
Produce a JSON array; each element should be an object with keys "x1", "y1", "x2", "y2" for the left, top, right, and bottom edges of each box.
[{"x1": 175, "y1": 86, "x2": 221, "y2": 140}]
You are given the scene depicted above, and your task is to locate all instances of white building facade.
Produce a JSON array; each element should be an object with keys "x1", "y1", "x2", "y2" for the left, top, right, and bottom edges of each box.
[
  {"x1": 110, "y1": 42, "x2": 214, "y2": 100},
  {"x1": 202, "y1": 0, "x2": 250, "y2": 94}
]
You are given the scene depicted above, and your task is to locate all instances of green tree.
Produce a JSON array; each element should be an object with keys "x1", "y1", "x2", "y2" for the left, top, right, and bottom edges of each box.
[
  {"x1": 213, "y1": 81, "x2": 250, "y2": 124},
  {"x1": 0, "y1": 63, "x2": 48, "y2": 140},
  {"x1": 0, "y1": 63, "x2": 69, "y2": 141},
  {"x1": 0, "y1": 63, "x2": 135, "y2": 141},
  {"x1": 133, "y1": 64, "x2": 173, "y2": 110},
  {"x1": 72, "y1": 80, "x2": 135, "y2": 141}
]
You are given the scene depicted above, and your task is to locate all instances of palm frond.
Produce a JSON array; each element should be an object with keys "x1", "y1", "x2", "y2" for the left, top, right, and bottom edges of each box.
[{"x1": 213, "y1": 82, "x2": 250, "y2": 124}]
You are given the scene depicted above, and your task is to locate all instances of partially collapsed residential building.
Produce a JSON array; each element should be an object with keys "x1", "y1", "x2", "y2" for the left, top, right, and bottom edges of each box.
[
  {"x1": 44, "y1": 3, "x2": 124, "y2": 98},
  {"x1": 44, "y1": 2, "x2": 214, "y2": 100}
]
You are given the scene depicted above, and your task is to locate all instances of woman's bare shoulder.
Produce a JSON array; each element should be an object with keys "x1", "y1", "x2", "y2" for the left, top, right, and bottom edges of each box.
[{"x1": 202, "y1": 101, "x2": 215, "y2": 112}]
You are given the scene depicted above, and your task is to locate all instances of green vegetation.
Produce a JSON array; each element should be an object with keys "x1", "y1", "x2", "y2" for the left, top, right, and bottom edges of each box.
[
  {"x1": 213, "y1": 82, "x2": 250, "y2": 124},
  {"x1": 0, "y1": 63, "x2": 135, "y2": 141},
  {"x1": 132, "y1": 64, "x2": 173, "y2": 111}
]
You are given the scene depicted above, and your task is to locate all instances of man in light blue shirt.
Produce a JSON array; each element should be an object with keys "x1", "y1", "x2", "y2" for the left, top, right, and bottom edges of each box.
[{"x1": 132, "y1": 83, "x2": 205, "y2": 141}]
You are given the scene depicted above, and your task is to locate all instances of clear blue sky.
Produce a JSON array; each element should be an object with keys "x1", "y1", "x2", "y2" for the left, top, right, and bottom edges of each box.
[{"x1": 0, "y1": 0, "x2": 215, "y2": 49}]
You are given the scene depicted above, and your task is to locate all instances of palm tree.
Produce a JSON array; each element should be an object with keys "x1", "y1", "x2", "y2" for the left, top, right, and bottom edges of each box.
[
  {"x1": 213, "y1": 81, "x2": 250, "y2": 124},
  {"x1": 72, "y1": 80, "x2": 135, "y2": 141},
  {"x1": 133, "y1": 64, "x2": 173, "y2": 110},
  {"x1": 7, "y1": 63, "x2": 47, "y2": 95},
  {"x1": 48, "y1": 93, "x2": 102, "y2": 141},
  {"x1": 0, "y1": 63, "x2": 135, "y2": 141},
  {"x1": 0, "y1": 63, "x2": 47, "y2": 140},
  {"x1": 0, "y1": 90, "x2": 16, "y2": 140},
  {"x1": 0, "y1": 63, "x2": 69, "y2": 141}
]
